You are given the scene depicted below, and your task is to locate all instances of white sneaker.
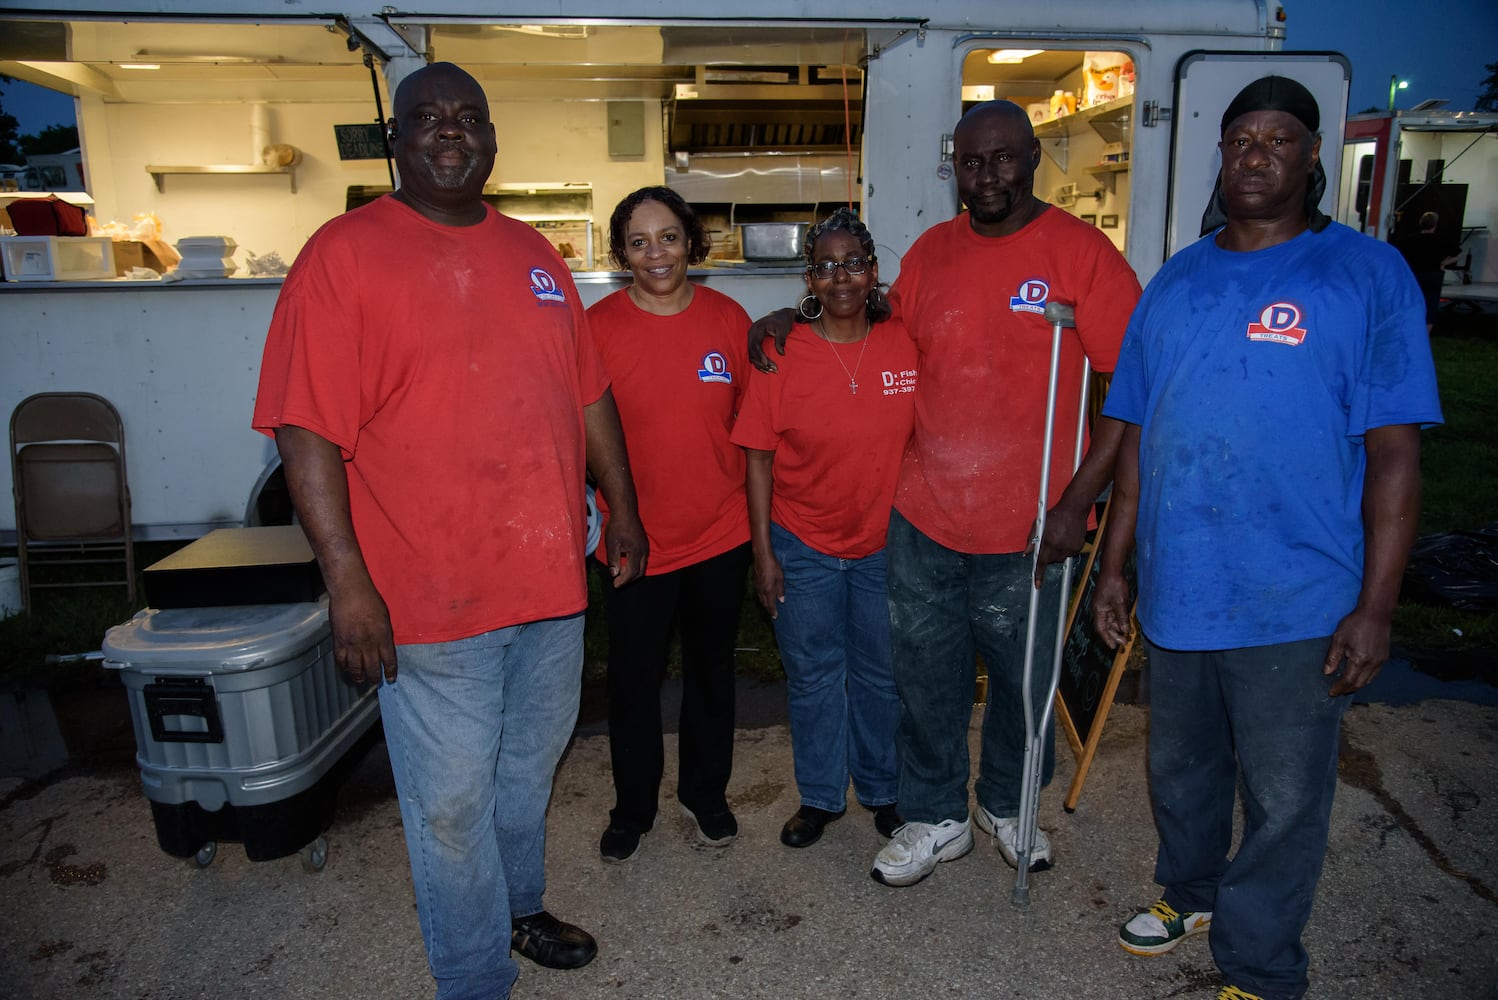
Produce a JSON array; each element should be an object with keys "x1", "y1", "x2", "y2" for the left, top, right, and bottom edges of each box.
[
  {"x1": 870, "y1": 818, "x2": 974, "y2": 887},
  {"x1": 973, "y1": 804, "x2": 1053, "y2": 872}
]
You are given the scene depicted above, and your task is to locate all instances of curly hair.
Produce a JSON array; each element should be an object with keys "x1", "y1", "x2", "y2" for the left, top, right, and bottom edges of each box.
[
  {"x1": 607, "y1": 186, "x2": 712, "y2": 269},
  {"x1": 802, "y1": 206, "x2": 893, "y2": 324}
]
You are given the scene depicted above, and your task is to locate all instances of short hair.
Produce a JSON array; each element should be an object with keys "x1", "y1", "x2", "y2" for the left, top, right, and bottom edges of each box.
[
  {"x1": 802, "y1": 206, "x2": 893, "y2": 324},
  {"x1": 1419, "y1": 211, "x2": 1439, "y2": 231},
  {"x1": 607, "y1": 186, "x2": 711, "y2": 269}
]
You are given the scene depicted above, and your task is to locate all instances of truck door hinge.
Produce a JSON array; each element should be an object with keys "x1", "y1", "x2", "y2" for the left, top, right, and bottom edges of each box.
[{"x1": 1142, "y1": 101, "x2": 1172, "y2": 128}]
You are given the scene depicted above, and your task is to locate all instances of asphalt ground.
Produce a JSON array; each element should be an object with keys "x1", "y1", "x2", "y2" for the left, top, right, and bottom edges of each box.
[{"x1": 1, "y1": 675, "x2": 1496, "y2": 1000}]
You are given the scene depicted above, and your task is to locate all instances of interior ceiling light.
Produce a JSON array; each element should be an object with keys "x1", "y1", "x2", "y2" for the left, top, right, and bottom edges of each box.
[
  {"x1": 131, "y1": 50, "x2": 280, "y2": 64},
  {"x1": 118, "y1": 63, "x2": 160, "y2": 70},
  {"x1": 490, "y1": 24, "x2": 590, "y2": 40},
  {"x1": 987, "y1": 49, "x2": 1043, "y2": 64}
]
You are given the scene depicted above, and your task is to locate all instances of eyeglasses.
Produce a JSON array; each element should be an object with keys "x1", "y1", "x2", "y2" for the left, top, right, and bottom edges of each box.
[{"x1": 807, "y1": 255, "x2": 873, "y2": 278}]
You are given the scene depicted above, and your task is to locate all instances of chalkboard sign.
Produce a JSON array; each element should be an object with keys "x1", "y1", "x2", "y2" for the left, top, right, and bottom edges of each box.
[
  {"x1": 1055, "y1": 499, "x2": 1138, "y2": 811},
  {"x1": 334, "y1": 123, "x2": 388, "y2": 161}
]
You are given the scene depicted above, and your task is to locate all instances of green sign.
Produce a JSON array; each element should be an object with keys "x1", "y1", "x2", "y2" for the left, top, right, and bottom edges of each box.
[{"x1": 334, "y1": 124, "x2": 387, "y2": 161}]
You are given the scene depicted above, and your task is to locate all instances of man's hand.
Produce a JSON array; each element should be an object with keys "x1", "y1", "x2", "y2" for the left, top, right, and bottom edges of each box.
[
  {"x1": 1025, "y1": 498, "x2": 1090, "y2": 588},
  {"x1": 747, "y1": 307, "x2": 797, "y2": 373},
  {"x1": 329, "y1": 579, "x2": 398, "y2": 684},
  {"x1": 1025, "y1": 416, "x2": 1125, "y2": 587},
  {"x1": 274, "y1": 424, "x2": 393, "y2": 686},
  {"x1": 753, "y1": 554, "x2": 785, "y2": 619},
  {"x1": 1323, "y1": 423, "x2": 1421, "y2": 697},
  {"x1": 1092, "y1": 571, "x2": 1132, "y2": 649},
  {"x1": 604, "y1": 511, "x2": 649, "y2": 587},
  {"x1": 1323, "y1": 606, "x2": 1392, "y2": 696}
]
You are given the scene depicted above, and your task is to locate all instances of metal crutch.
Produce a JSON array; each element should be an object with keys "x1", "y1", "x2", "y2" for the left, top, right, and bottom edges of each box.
[{"x1": 1013, "y1": 300, "x2": 1091, "y2": 906}]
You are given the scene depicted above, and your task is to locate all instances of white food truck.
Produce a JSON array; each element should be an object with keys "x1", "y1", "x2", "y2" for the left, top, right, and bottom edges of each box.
[{"x1": 0, "y1": 0, "x2": 1350, "y2": 539}]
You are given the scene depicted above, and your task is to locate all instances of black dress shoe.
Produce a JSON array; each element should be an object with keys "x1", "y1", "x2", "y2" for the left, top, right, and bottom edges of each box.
[
  {"x1": 511, "y1": 910, "x2": 598, "y2": 970},
  {"x1": 873, "y1": 803, "x2": 904, "y2": 838},
  {"x1": 780, "y1": 805, "x2": 846, "y2": 848}
]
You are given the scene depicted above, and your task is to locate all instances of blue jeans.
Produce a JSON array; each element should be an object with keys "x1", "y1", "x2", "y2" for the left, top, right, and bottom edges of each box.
[
  {"x1": 886, "y1": 509, "x2": 1058, "y2": 823},
  {"x1": 378, "y1": 614, "x2": 584, "y2": 1000},
  {"x1": 1147, "y1": 636, "x2": 1348, "y2": 1000},
  {"x1": 770, "y1": 522, "x2": 899, "y2": 813}
]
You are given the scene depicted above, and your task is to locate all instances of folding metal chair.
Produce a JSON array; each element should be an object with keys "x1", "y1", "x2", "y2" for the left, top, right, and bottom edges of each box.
[
  {"x1": 1013, "y1": 302, "x2": 1090, "y2": 905},
  {"x1": 10, "y1": 392, "x2": 136, "y2": 614}
]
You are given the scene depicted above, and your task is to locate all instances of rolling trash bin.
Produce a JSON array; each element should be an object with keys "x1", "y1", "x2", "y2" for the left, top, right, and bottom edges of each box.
[{"x1": 102, "y1": 598, "x2": 380, "y2": 871}]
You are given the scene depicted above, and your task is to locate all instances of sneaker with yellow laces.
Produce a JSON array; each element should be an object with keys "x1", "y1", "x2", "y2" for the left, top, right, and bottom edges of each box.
[
  {"x1": 1117, "y1": 898, "x2": 1211, "y2": 956},
  {"x1": 1217, "y1": 987, "x2": 1265, "y2": 1000}
]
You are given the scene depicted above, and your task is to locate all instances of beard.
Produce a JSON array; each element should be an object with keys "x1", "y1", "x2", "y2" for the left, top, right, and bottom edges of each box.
[
  {"x1": 966, "y1": 190, "x2": 1018, "y2": 226},
  {"x1": 421, "y1": 145, "x2": 482, "y2": 190}
]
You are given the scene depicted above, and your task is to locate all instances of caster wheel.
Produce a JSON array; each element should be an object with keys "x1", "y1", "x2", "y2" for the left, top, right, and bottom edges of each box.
[
  {"x1": 301, "y1": 836, "x2": 329, "y2": 873},
  {"x1": 193, "y1": 841, "x2": 217, "y2": 867}
]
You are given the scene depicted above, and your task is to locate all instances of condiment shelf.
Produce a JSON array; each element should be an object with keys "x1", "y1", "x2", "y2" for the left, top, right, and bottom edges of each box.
[{"x1": 147, "y1": 165, "x2": 297, "y2": 193}]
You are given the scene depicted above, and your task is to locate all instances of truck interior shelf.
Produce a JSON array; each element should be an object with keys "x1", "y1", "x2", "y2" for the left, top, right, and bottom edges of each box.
[
  {"x1": 1032, "y1": 96, "x2": 1134, "y2": 142},
  {"x1": 1035, "y1": 97, "x2": 1133, "y2": 173},
  {"x1": 146, "y1": 165, "x2": 297, "y2": 194}
]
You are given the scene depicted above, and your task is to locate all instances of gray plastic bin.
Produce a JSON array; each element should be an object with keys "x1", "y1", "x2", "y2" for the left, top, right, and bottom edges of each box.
[{"x1": 102, "y1": 599, "x2": 380, "y2": 868}]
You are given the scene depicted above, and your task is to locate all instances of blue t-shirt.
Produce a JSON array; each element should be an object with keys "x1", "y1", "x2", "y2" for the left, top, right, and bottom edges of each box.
[{"x1": 1103, "y1": 223, "x2": 1442, "y2": 650}]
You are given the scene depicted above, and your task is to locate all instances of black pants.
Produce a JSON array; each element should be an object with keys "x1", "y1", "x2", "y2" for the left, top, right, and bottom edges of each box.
[{"x1": 603, "y1": 543, "x2": 751, "y2": 831}]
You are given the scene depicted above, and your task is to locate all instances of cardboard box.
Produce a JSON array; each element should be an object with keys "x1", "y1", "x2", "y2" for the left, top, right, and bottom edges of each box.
[{"x1": 112, "y1": 239, "x2": 171, "y2": 275}]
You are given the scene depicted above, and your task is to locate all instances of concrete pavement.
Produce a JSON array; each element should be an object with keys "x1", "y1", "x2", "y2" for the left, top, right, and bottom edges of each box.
[{"x1": 1, "y1": 677, "x2": 1495, "y2": 999}]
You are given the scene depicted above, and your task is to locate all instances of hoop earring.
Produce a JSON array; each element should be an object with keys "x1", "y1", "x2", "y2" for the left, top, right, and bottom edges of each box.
[
  {"x1": 798, "y1": 293, "x2": 824, "y2": 320},
  {"x1": 866, "y1": 285, "x2": 892, "y2": 321}
]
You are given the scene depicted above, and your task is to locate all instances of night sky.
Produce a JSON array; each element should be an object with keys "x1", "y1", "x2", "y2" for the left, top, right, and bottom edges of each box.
[{"x1": 2, "y1": 1, "x2": 1496, "y2": 137}]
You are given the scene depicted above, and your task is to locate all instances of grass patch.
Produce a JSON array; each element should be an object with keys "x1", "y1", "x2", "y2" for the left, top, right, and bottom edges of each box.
[
  {"x1": 1390, "y1": 320, "x2": 1498, "y2": 658},
  {"x1": 0, "y1": 541, "x2": 187, "y2": 689}
]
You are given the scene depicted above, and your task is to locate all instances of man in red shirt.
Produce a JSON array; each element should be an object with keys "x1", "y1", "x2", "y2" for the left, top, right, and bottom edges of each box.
[
  {"x1": 253, "y1": 62, "x2": 646, "y2": 1000},
  {"x1": 868, "y1": 101, "x2": 1140, "y2": 887}
]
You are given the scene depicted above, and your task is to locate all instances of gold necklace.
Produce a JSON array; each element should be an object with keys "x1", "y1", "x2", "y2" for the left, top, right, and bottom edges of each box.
[{"x1": 815, "y1": 320, "x2": 872, "y2": 395}]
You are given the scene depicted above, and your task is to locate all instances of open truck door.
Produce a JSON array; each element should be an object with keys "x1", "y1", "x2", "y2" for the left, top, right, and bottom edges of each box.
[{"x1": 1166, "y1": 51, "x2": 1351, "y2": 260}]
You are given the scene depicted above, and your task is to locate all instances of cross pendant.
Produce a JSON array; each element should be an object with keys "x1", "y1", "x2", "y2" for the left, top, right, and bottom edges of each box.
[{"x1": 849, "y1": 379, "x2": 858, "y2": 394}]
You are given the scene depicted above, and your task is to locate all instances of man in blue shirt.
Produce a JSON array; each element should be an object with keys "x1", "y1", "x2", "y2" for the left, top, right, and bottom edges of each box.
[{"x1": 1092, "y1": 75, "x2": 1442, "y2": 1000}]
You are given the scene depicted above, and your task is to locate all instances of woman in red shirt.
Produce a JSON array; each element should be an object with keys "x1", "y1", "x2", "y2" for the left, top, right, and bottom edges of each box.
[
  {"x1": 588, "y1": 187, "x2": 752, "y2": 863},
  {"x1": 732, "y1": 208, "x2": 917, "y2": 848}
]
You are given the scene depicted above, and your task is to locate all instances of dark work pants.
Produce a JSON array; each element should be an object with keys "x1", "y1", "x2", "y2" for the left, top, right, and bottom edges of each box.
[
  {"x1": 1146, "y1": 636, "x2": 1348, "y2": 1000},
  {"x1": 603, "y1": 543, "x2": 751, "y2": 832}
]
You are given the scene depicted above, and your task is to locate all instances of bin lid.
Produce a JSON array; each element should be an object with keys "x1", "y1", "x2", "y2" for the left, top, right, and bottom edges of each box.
[{"x1": 102, "y1": 599, "x2": 329, "y2": 671}]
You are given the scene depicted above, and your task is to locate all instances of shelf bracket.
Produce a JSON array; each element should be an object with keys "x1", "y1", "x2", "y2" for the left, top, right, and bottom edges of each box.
[{"x1": 1039, "y1": 133, "x2": 1069, "y2": 173}]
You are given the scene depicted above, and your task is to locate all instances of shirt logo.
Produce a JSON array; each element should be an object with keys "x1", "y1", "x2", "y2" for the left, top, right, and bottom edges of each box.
[
  {"x1": 529, "y1": 267, "x2": 566, "y2": 304},
  {"x1": 697, "y1": 351, "x2": 733, "y2": 384},
  {"x1": 1009, "y1": 278, "x2": 1049, "y2": 315},
  {"x1": 1246, "y1": 301, "x2": 1308, "y2": 345},
  {"x1": 881, "y1": 368, "x2": 918, "y2": 396}
]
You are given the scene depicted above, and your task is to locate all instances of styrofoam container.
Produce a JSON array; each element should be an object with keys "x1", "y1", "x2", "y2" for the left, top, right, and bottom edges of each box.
[
  {"x1": 102, "y1": 599, "x2": 378, "y2": 811},
  {"x1": 0, "y1": 236, "x2": 116, "y2": 281}
]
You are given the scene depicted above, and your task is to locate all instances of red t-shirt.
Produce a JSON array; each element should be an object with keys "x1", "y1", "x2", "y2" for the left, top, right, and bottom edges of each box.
[
  {"x1": 589, "y1": 285, "x2": 752, "y2": 574},
  {"x1": 731, "y1": 319, "x2": 917, "y2": 558},
  {"x1": 252, "y1": 196, "x2": 608, "y2": 643},
  {"x1": 891, "y1": 207, "x2": 1141, "y2": 554}
]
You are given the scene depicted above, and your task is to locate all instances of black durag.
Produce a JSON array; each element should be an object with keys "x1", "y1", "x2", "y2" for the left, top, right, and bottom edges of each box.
[{"x1": 1199, "y1": 74, "x2": 1331, "y2": 236}]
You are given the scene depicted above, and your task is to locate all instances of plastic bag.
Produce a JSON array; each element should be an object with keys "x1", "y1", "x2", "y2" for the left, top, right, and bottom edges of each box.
[{"x1": 1400, "y1": 524, "x2": 1498, "y2": 612}]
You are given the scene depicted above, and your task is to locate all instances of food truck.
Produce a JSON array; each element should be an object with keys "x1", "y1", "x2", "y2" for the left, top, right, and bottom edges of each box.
[
  {"x1": 0, "y1": 0, "x2": 1350, "y2": 539},
  {"x1": 1336, "y1": 108, "x2": 1498, "y2": 293}
]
